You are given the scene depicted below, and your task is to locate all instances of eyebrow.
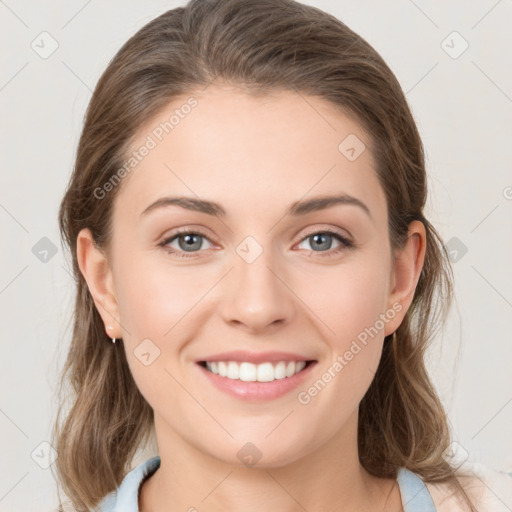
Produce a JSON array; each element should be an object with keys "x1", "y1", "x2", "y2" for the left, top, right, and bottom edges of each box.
[{"x1": 140, "y1": 194, "x2": 372, "y2": 220}]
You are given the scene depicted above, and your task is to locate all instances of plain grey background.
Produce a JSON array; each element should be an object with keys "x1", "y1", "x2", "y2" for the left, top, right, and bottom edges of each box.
[{"x1": 1, "y1": 1, "x2": 511, "y2": 510}]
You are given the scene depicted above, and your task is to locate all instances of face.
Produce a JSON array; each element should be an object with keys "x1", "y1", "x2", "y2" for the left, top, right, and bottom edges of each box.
[{"x1": 79, "y1": 84, "x2": 424, "y2": 468}]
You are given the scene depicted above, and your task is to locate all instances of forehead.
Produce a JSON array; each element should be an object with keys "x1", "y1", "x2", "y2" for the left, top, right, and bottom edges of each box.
[{"x1": 113, "y1": 85, "x2": 387, "y2": 225}]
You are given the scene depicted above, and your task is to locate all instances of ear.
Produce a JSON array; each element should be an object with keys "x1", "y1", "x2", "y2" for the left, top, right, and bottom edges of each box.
[
  {"x1": 76, "y1": 228, "x2": 122, "y2": 339},
  {"x1": 383, "y1": 220, "x2": 427, "y2": 336}
]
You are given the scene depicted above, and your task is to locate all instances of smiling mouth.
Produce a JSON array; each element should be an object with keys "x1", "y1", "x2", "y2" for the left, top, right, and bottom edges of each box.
[{"x1": 198, "y1": 360, "x2": 316, "y2": 383}]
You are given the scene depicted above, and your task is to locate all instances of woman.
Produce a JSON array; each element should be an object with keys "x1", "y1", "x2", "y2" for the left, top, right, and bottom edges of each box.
[{"x1": 52, "y1": 0, "x2": 509, "y2": 510}]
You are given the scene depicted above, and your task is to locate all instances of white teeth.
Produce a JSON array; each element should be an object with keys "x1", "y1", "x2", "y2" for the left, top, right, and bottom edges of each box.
[
  {"x1": 286, "y1": 361, "x2": 295, "y2": 377},
  {"x1": 218, "y1": 361, "x2": 227, "y2": 377},
  {"x1": 274, "y1": 361, "x2": 287, "y2": 379},
  {"x1": 204, "y1": 360, "x2": 309, "y2": 382},
  {"x1": 227, "y1": 361, "x2": 239, "y2": 379},
  {"x1": 256, "y1": 362, "x2": 273, "y2": 382},
  {"x1": 240, "y1": 362, "x2": 257, "y2": 382}
]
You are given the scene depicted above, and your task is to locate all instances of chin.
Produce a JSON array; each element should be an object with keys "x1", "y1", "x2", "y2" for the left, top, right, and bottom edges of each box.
[{"x1": 203, "y1": 437, "x2": 309, "y2": 470}]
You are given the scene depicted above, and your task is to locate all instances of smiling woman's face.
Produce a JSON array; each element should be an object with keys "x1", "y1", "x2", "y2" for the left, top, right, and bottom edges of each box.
[{"x1": 78, "y1": 84, "x2": 424, "y2": 468}]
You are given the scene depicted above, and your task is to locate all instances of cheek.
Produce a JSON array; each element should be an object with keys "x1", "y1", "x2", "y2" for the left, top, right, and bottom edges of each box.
[
  {"x1": 295, "y1": 254, "x2": 390, "y2": 395},
  {"x1": 299, "y1": 258, "x2": 390, "y2": 342},
  {"x1": 113, "y1": 250, "x2": 210, "y2": 340},
  {"x1": 296, "y1": 267, "x2": 388, "y2": 419},
  {"x1": 111, "y1": 253, "x2": 199, "y2": 406},
  {"x1": 111, "y1": 253, "x2": 219, "y2": 403}
]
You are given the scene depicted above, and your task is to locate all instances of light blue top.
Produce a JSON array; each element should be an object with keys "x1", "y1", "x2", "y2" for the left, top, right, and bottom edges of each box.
[{"x1": 97, "y1": 455, "x2": 437, "y2": 511}]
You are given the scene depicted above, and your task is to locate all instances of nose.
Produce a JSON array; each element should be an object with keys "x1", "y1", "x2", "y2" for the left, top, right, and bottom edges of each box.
[{"x1": 220, "y1": 247, "x2": 296, "y2": 334}]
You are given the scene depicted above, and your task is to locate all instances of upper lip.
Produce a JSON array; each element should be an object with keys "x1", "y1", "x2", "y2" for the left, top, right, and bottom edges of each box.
[{"x1": 197, "y1": 351, "x2": 317, "y2": 364}]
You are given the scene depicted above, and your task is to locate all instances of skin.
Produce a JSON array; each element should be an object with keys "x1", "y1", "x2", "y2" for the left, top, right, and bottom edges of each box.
[{"x1": 77, "y1": 84, "x2": 426, "y2": 512}]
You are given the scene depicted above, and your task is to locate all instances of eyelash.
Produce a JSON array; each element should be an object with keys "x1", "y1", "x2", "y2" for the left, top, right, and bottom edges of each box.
[{"x1": 158, "y1": 227, "x2": 354, "y2": 260}]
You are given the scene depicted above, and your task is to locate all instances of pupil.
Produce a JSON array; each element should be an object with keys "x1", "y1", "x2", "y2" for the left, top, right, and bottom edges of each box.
[
  {"x1": 177, "y1": 233, "x2": 333, "y2": 253},
  {"x1": 180, "y1": 234, "x2": 201, "y2": 251},
  {"x1": 312, "y1": 233, "x2": 331, "y2": 251}
]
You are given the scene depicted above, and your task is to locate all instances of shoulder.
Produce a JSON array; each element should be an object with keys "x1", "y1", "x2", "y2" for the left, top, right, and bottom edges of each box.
[
  {"x1": 97, "y1": 455, "x2": 161, "y2": 512},
  {"x1": 425, "y1": 462, "x2": 512, "y2": 512}
]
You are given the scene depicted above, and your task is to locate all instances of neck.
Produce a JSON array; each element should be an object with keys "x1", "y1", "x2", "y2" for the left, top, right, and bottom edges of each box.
[{"x1": 139, "y1": 411, "x2": 400, "y2": 512}]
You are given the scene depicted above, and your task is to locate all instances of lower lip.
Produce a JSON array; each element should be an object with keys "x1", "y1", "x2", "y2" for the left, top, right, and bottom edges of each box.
[{"x1": 196, "y1": 361, "x2": 317, "y2": 401}]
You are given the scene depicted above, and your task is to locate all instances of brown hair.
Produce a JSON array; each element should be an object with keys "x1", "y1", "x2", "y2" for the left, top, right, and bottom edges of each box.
[{"x1": 53, "y1": 0, "x2": 477, "y2": 510}]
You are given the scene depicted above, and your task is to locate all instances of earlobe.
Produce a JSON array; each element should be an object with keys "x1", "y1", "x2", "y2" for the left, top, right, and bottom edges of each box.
[
  {"x1": 76, "y1": 228, "x2": 122, "y2": 338},
  {"x1": 384, "y1": 220, "x2": 427, "y2": 335}
]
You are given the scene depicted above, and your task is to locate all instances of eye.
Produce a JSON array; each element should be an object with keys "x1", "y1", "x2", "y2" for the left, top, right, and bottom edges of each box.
[
  {"x1": 295, "y1": 229, "x2": 353, "y2": 257},
  {"x1": 158, "y1": 229, "x2": 215, "y2": 259},
  {"x1": 159, "y1": 227, "x2": 354, "y2": 260}
]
